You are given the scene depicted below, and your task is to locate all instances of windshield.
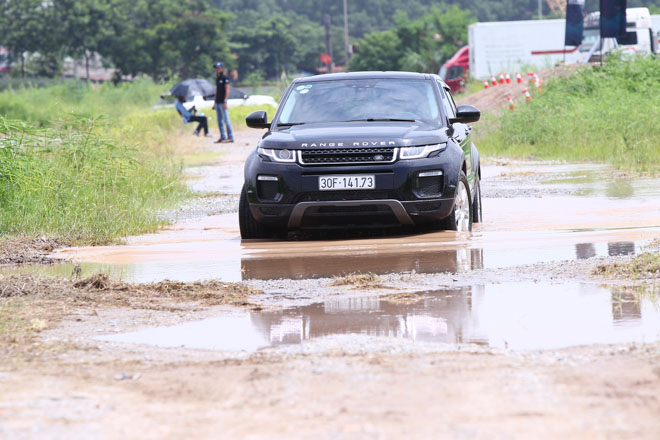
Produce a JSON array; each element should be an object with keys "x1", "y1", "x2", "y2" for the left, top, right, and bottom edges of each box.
[
  {"x1": 580, "y1": 28, "x2": 600, "y2": 52},
  {"x1": 439, "y1": 66, "x2": 448, "y2": 81},
  {"x1": 277, "y1": 79, "x2": 440, "y2": 126}
]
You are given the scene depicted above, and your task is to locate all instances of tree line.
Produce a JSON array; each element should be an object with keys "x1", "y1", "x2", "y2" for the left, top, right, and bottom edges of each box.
[{"x1": 1, "y1": 0, "x2": 658, "y2": 82}]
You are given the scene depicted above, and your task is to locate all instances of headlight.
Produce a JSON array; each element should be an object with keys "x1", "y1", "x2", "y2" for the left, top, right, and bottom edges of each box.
[
  {"x1": 399, "y1": 143, "x2": 446, "y2": 160},
  {"x1": 257, "y1": 147, "x2": 296, "y2": 163}
]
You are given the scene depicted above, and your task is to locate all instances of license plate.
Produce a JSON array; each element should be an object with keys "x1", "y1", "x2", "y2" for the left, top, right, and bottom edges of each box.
[{"x1": 319, "y1": 175, "x2": 375, "y2": 191}]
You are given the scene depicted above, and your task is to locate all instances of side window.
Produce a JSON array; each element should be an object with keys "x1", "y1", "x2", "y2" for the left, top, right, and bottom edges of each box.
[
  {"x1": 445, "y1": 87, "x2": 458, "y2": 116},
  {"x1": 437, "y1": 82, "x2": 455, "y2": 119}
]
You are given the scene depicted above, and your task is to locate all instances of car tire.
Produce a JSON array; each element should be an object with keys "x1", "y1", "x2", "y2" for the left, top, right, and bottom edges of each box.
[
  {"x1": 472, "y1": 174, "x2": 482, "y2": 224},
  {"x1": 441, "y1": 171, "x2": 473, "y2": 232},
  {"x1": 239, "y1": 184, "x2": 272, "y2": 239}
]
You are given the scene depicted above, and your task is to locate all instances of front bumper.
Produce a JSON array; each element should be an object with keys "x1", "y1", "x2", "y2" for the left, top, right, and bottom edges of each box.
[{"x1": 244, "y1": 147, "x2": 463, "y2": 230}]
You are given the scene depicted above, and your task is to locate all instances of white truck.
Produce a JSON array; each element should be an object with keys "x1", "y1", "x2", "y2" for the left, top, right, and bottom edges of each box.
[{"x1": 468, "y1": 8, "x2": 658, "y2": 79}]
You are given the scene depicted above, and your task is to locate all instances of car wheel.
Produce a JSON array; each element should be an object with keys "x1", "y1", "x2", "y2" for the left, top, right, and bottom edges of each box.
[
  {"x1": 472, "y1": 175, "x2": 482, "y2": 224},
  {"x1": 239, "y1": 184, "x2": 272, "y2": 239},
  {"x1": 441, "y1": 171, "x2": 472, "y2": 232}
]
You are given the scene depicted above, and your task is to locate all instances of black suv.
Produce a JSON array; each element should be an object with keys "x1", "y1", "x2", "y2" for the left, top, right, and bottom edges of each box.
[{"x1": 239, "y1": 72, "x2": 482, "y2": 239}]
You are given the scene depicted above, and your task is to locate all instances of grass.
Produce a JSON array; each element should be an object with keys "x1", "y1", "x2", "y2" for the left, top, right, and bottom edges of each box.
[
  {"x1": 0, "y1": 116, "x2": 186, "y2": 244},
  {"x1": 594, "y1": 252, "x2": 660, "y2": 280},
  {"x1": 0, "y1": 78, "x2": 278, "y2": 244},
  {"x1": 329, "y1": 273, "x2": 389, "y2": 289},
  {"x1": 0, "y1": 80, "x2": 193, "y2": 244},
  {"x1": 0, "y1": 79, "x2": 172, "y2": 127},
  {"x1": 476, "y1": 55, "x2": 660, "y2": 173}
]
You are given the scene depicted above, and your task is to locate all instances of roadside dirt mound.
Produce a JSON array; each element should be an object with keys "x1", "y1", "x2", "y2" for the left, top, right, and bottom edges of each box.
[
  {"x1": 0, "y1": 273, "x2": 261, "y2": 307},
  {"x1": 457, "y1": 64, "x2": 581, "y2": 113},
  {"x1": 0, "y1": 237, "x2": 66, "y2": 265}
]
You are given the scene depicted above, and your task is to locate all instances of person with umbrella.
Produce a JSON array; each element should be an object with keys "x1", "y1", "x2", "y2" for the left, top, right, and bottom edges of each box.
[
  {"x1": 174, "y1": 95, "x2": 211, "y2": 137},
  {"x1": 213, "y1": 61, "x2": 234, "y2": 143}
]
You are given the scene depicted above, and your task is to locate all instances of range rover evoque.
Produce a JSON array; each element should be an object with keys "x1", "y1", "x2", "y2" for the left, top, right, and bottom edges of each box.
[{"x1": 239, "y1": 72, "x2": 482, "y2": 239}]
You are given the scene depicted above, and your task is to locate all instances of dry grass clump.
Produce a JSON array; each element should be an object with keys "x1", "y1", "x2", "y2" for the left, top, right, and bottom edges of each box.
[
  {"x1": 594, "y1": 252, "x2": 660, "y2": 280},
  {"x1": 0, "y1": 237, "x2": 66, "y2": 265},
  {"x1": 328, "y1": 273, "x2": 389, "y2": 289},
  {"x1": 0, "y1": 273, "x2": 261, "y2": 308}
]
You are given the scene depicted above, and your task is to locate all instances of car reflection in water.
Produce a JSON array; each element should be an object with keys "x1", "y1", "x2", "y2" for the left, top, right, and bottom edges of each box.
[{"x1": 241, "y1": 247, "x2": 484, "y2": 280}]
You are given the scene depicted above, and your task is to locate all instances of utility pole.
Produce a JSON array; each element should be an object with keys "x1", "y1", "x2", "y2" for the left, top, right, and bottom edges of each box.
[
  {"x1": 323, "y1": 13, "x2": 333, "y2": 73},
  {"x1": 538, "y1": 0, "x2": 543, "y2": 20},
  {"x1": 343, "y1": 0, "x2": 351, "y2": 62}
]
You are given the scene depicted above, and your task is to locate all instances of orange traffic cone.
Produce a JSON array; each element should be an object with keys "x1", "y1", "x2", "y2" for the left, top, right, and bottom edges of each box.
[
  {"x1": 507, "y1": 96, "x2": 514, "y2": 110},
  {"x1": 498, "y1": 73, "x2": 505, "y2": 84},
  {"x1": 522, "y1": 88, "x2": 531, "y2": 101},
  {"x1": 490, "y1": 74, "x2": 497, "y2": 86},
  {"x1": 527, "y1": 72, "x2": 535, "y2": 85},
  {"x1": 516, "y1": 72, "x2": 523, "y2": 83},
  {"x1": 483, "y1": 80, "x2": 489, "y2": 89},
  {"x1": 505, "y1": 73, "x2": 511, "y2": 84}
]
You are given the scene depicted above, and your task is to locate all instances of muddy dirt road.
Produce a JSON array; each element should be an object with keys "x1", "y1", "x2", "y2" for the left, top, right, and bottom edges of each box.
[{"x1": 1, "y1": 129, "x2": 660, "y2": 439}]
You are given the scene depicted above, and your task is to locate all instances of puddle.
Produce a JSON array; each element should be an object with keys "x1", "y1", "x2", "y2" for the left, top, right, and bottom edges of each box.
[
  {"x1": 4, "y1": 236, "x2": 653, "y2": 282},
  {"x1": 99, "y1": 282, "x2": 660, "y2": 352},
  {"x1": 7, "y1": 161, "x2": 657, "y2": 283}
]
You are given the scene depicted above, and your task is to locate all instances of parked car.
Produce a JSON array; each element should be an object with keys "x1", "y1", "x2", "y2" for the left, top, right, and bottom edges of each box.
[
  {"x1": 239, "y1": 72, "x2": 482, "y2": 239},
  {"x1": 182, "y1": 87, "x2": 278, "y2": 112}
]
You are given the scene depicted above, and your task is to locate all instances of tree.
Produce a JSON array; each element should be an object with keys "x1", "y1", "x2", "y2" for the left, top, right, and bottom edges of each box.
[
  {"x1": 230, "y1": 15, "x2": 298, "y2": 79},
  {"x1": 348, "y1": 5, "x2": 474, "y2": 73},
  {"x1": 347, "y1": 30, "x2": 403, "y2": 71},
  {"x1": 51, "y1": 0, "x2": 122, "y2": 81},
  {"x1": 0, "y1": 0, "x2": 53, "y2": 77},
  {"x1": 101, "y1": 0, "x2": 233, "y2": 81}
]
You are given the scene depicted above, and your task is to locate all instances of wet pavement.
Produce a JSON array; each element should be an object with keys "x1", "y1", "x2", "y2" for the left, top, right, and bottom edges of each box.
[{"x1": 99, "y1": 281, "x2": 660, "y2": 352}]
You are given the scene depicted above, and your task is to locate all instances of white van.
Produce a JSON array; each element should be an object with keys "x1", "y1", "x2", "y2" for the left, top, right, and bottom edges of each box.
[{"x1": 578, "y1": 7, "x2": 658, "y2": 60}]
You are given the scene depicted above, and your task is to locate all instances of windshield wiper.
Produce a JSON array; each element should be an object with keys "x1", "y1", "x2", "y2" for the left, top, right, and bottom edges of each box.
[
  {"x1": 340, "y1": 118, "x2": 421, "y2": 123},
  {"x1": 276, "y1": 122, "x2": 307, "y2": 127}
]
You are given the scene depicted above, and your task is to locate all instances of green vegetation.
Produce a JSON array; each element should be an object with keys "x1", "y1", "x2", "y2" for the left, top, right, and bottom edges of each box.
[
  {"x1": 477, "y1": 56, "x2": 660, "y2": 172},
  {"x1": 348, "y1": 6, "x2": 474, "y2": 73},
  {"x1": 595, "y1": 251, "x2": 660, "y2": 280},
  {"x1": 5, "y1": 0, "x2": 659, "y2": 81},
  {"x1": 0, "y1": 82, "x2": 187, "y2": 244},
  {"x1": 0, "y1": 80, "x2": 171, "y2": 126}
]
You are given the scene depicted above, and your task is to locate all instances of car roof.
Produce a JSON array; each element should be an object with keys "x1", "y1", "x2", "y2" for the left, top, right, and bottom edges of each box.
[{"x1": 294, "y1": 71, "x2": 444, "y2": 84}]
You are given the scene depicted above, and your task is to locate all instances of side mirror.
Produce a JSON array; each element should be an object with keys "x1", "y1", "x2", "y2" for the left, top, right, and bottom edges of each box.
[
  {"x1": 246, "y1": 110, "x2": 270, "y2": 129},
  {"x1": 450, "y1": 105, "x2": 480, "y2": 124}
]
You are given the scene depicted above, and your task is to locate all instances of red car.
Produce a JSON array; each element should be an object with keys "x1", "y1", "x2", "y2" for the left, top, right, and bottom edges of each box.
[{"x1": 438, "y1": 45, "x2": 469, "y2": 94}]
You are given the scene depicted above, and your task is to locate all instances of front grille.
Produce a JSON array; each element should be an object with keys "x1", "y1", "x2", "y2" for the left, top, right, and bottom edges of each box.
[
  {"x1": 300, "y1": 205, "x2": 399, "y2": 228},
  {"x1": 294, "y1": 190, "x2": 394, "y2": 203},
  {"x1": 299, "y1": 147, "x2": 397, "y2": 165}
]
